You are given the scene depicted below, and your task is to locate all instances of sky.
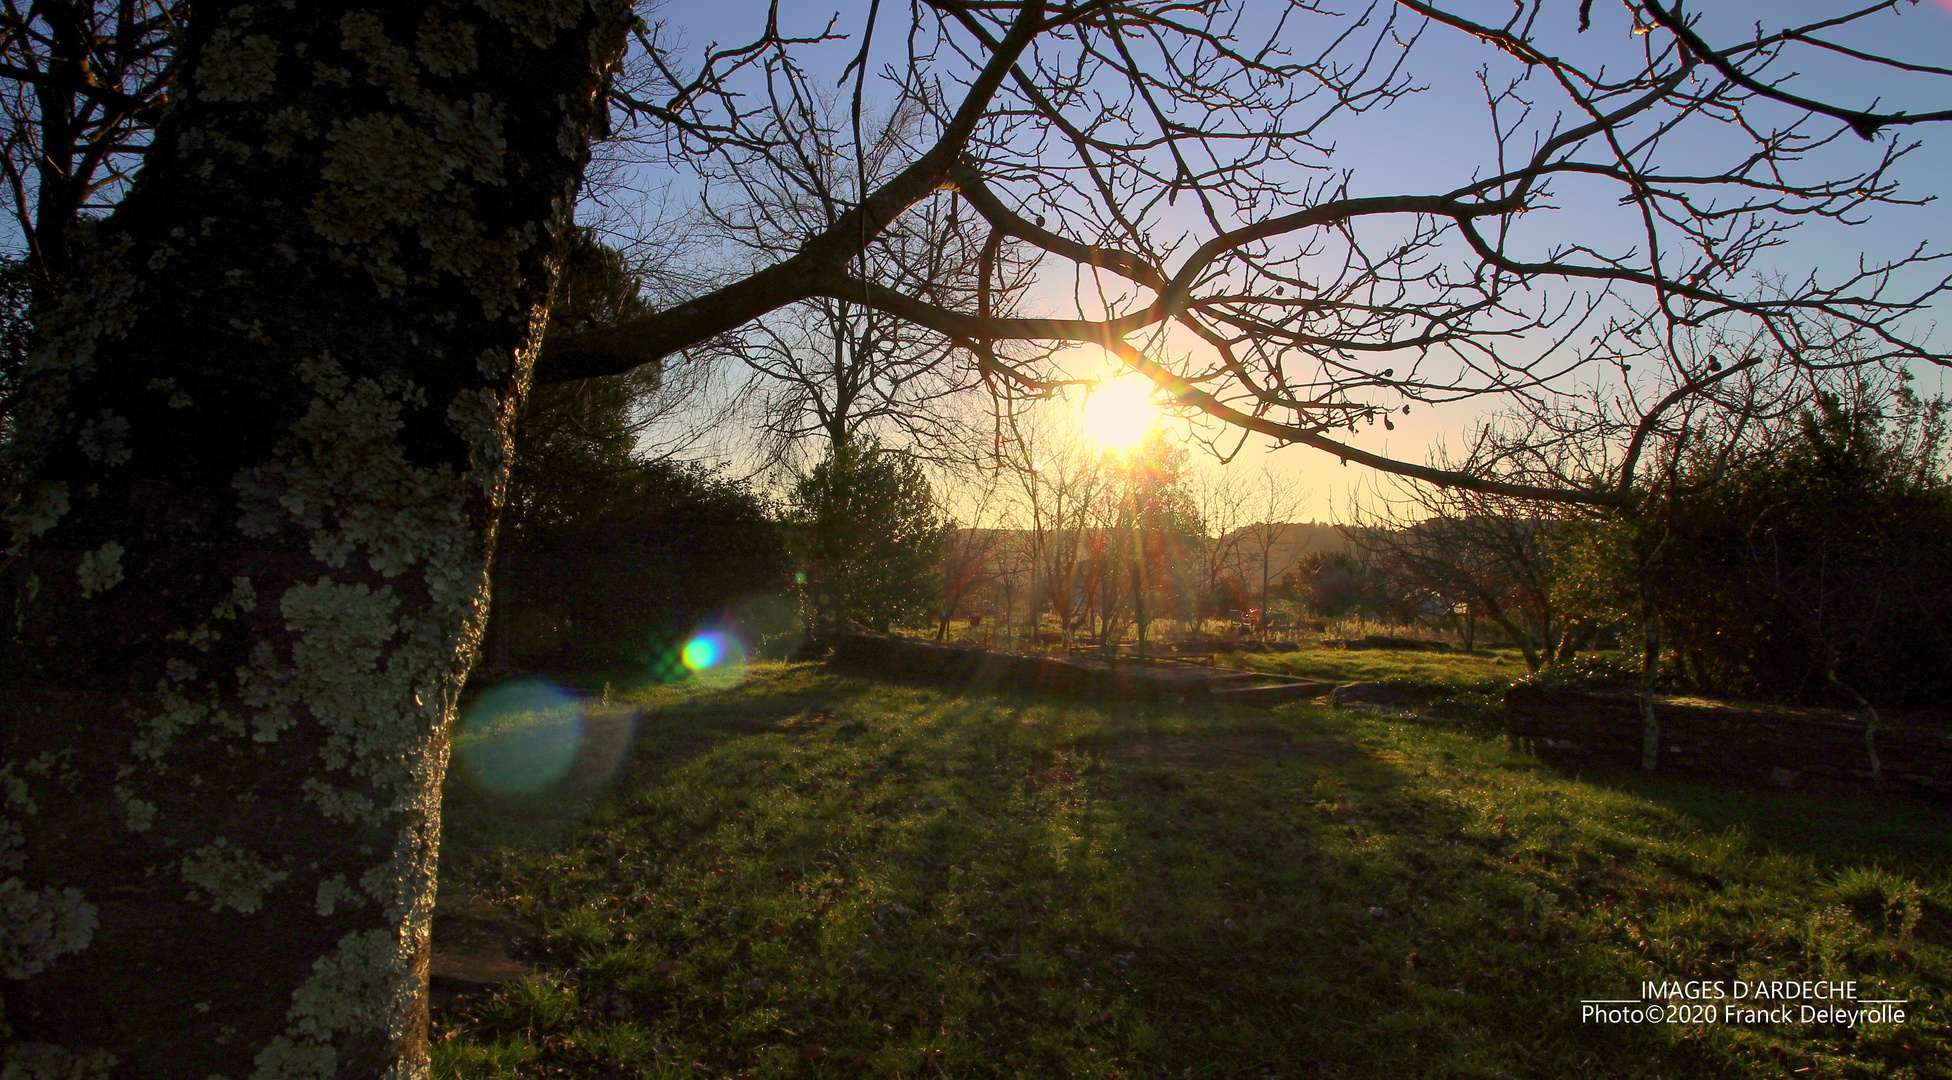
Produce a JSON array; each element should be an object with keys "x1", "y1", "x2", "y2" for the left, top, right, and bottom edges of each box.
[
  {"x1": 9, "y1": 2, "x2": 1940, "y2": 524},
  {"x1": 623, "y1": 1, "x2": 1952, "y2": 521}
]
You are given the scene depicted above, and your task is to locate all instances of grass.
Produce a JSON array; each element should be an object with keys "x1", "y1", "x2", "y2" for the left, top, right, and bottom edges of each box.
[
  {"x1": 433, "y1": 662, "x2": 1952, "y2": 1079},
  {"x1": 1216, "y1": 644, "x2": 1532, "y2": 691}
]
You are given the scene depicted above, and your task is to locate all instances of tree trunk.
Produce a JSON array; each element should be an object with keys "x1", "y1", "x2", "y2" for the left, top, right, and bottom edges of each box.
[
  {"x1": 1554, "y1": 616, "x2": 1592, "y2": 663},
  {"x1": 1638, "y1": 608, "x2": 1663, "y2": 772},
  {"x1": 0, "y1": 4, "x2": 627, "y2": 1077}
]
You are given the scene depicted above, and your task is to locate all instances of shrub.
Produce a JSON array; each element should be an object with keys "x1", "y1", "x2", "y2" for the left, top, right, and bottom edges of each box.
[{"x1": 488, "y1": 461, "x2": 794, "y2": 672}]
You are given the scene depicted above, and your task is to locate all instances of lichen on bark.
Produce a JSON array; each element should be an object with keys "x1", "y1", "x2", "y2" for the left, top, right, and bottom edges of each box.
[
  {"x1": 0, "y1": 4, "x2": 631, "y2": 1075},
  {"x1": 180, "y1": 838, "x2": 290, "y2": 915},
  {"x1": 0, "y1": 1042, "x2": 118, "y2": 1080},
  {"x1": 0, "y1": 879, "x2": 97, "y2": 980},
  {"x1": 252, "y1": 928, "x2": 424, "y2": 1080}
]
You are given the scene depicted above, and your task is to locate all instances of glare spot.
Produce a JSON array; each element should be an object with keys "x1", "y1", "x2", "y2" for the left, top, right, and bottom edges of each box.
[
  {"x1": 455, "y1": 680, "x2": 582, "y2": 794},
  {"x1": 681, "y1": 629, "x2": 749, "y2": 690},
  {"x1": 681, "y1": 635, "x2": 721, "y2": 670},
  {"x1": 1079, "y1": 376, "x2": 1158, "y2": 449}
]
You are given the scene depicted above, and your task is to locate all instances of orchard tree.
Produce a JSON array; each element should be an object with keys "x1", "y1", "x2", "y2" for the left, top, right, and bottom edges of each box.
[
  {"x1": 1230, "y1": 467, "x2": 1308, "y2": 636},
  {"x1": 932, "y1": 467, "x2": 1010, "y2": 641},
  {"x1": 1101, "y1": 428, "x2": 1200, "y2": 649},
  {"x1": 1347, "y1": 488, "x2": 1566, "y2": 670},
  {"x1": 998, "y1": 403, "x2": 1106, "y2": 644}
]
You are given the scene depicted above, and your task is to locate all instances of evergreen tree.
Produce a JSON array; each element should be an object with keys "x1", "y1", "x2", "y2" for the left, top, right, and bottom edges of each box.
[
  {"x1": 1548, "y1": 386, "x2": 1952, "y2": 706},
  {"x1": 502, "y1": 226, "x2": 660, "y2": 547},
  {"x1": 790, "y1": 441, "x2": 943, "y2": 637},
  {"x1": 498, "y1": 459, "x2": 792, "y2": 671}
]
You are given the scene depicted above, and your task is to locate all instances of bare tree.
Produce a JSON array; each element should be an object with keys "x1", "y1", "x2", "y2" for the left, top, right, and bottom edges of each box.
[
  {"x1": 933, "y1": 464, "x2": 1010, "y2": 641},
  {"x1": 0, "y1": 1, "x2": 177, "y2": 443},
  {"x1": 1181, "y1": 466, "x2": 1243, "y2": 625},
  {"x1": 689, "y1": 85, "x2": 1016, "y2": 475},
  {"x1": 1348, "y1": 487, "x2": 1565, "y2": 670},
  {"x1": 989, "y1": 530, "x2": 1036, "y2": 648},
  {"x1": 999, "y1": 405, "x2": 1105, "y2": 645},
  {"x1": 1078, "y1": 441, "x2": 1134, "y2": 647},
  {"x1": 543, "y1": 1, "x2": 1952, "y2": 511},
  {"x1": 0, "y1": 2, "x2": 176, "y2": 288},
  {"x1": 1230, "y1": 466, "x2": 1309, "y2": 635}
]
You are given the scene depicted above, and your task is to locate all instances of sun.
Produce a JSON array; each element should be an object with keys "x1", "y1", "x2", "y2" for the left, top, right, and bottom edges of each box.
[{"x1": 1078, "y1": 375, "x2": 1159, "y2": 449}]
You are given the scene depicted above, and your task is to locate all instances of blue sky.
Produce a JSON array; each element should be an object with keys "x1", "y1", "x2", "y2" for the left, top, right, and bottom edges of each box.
[{"x1": 628, "y1": 2, "x2": 1952, "y2": 516}]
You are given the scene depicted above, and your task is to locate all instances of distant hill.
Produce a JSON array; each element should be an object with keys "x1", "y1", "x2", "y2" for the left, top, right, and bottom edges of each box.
[
  {"x1": 1216, "y1": 521, "x2": 1352, "y2": 570},
  {"x1": 945, "y1": 522, "x2": 1350, "y2": 579}
]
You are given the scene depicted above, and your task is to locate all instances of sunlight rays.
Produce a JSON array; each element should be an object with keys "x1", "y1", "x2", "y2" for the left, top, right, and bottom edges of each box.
[{"x1": 1078, "y1": 375, "x2": 1160, "y2": 450}]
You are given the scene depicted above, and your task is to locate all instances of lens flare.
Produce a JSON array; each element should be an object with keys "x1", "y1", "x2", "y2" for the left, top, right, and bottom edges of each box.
[
  {"x1": 681, "y1": 634, "x2": 722, "y2": 670},
  {"x1": 682, "y1": 628, "x2": 750, "y2": 689},
  {"x1": 455, "y1": 680, "x2": 583, "y2": 794}
]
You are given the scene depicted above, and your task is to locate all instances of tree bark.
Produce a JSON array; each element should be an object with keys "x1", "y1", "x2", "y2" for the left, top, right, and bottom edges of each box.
[
  {"x1": 0, "y1": 4, "x2": 627, "y2": 1077},
  {"x1": 1638, "y1": 608, "x2": 1663, "y2": 772}
]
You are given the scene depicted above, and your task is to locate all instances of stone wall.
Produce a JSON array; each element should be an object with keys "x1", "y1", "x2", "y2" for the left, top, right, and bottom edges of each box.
[{"x1": 1504, "y1": 685, "x2": 1952, "y2": 798}]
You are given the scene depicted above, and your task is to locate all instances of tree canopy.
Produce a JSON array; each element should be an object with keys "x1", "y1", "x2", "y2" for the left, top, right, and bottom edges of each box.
[
  {"x1": 544, "y1": 0, "x2": 1952, "y2": 505},
  {"x1": 1646, "y1": 387, "x2": 1952, "y2": 706}
]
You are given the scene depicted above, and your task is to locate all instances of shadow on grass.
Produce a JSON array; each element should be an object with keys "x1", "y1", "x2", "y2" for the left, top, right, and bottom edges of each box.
[
  {"x1": 432, "y1": 663, "x2": 1951, "y2": 1080},
  {"x1": 1536, "y1": 754, "x2": 1952, "y2": 874},
  {"x1": 441, "y1": 666, "x2": 843, "y2": 894}
]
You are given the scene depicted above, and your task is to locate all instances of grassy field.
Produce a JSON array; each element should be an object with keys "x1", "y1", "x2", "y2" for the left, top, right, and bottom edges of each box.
[
  {"x1": 433, "y1": 656, "x2": 1951, "y2": 1080},
  {"x1": 1216, "y1": 645, "x2": 1532, "y2": 690}
]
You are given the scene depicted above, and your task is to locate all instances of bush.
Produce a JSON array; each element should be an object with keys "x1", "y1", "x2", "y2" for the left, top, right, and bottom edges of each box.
[
  {"x1": 1645, "y1": 390, "x2": 1952, "y2": 707},
  {"x1": 1513, "y1": 653, "x2": 1639, "y2": 692},
  {"x1": 487, "y1": 461, "x2": 794, "y2": 672},
  {"x1": 482, "y1": 229, "x2": 796, "y2": 674}
]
